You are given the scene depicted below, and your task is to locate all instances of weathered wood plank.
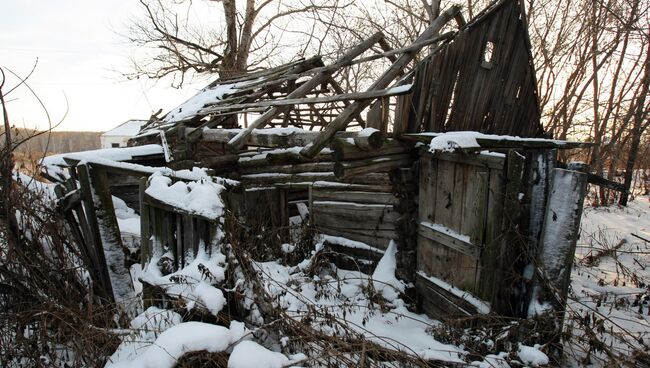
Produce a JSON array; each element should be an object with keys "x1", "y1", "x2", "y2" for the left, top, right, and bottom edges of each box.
[
  {"x1": 239, "y1": 172, "x2": 336, "y2": 185},
  {"x1": 494, "y1": 150, "x2": 526, "y2": 315},
  {"x1": 418, "y1": 221, "x2": 479, "y2": 259},
  {"x1": 315, "y1": 226, "x2": 395, "y2": 250},
  {"x1": 429, "y1": 150, "x2": 505, "y2": 170},
  {"x1": 476, "y1": 167, "x2": 506, "y2": 305},
  {"x1": 312, "y1": 202, "x2": 400, "y2": 223},
  {"x1": 200, "y1": 86, "x2": 412, "y2": 114},
  {"x1": 239, "y1": 162, "x2": 333, "y2": 175},
  {"x1": 311, "y1": 190, "x2": 399, "y2": 205},
  {"x1": 331, "y1": 138, "x2": 413, "y2": 161},
  {"x1": 333, "y1": 154, "x2": 414, "y2": 179},
  {"x1": 311, "y1": 211, "x2": 397, "y2": 231},
  {"x1": 311, "y1": 181, "x2": 393, "y2": 193},
  {"x1": 416, "y1": 272, "x2": 484, "y2": 319},
  {"x1": 432, "y1": 159, "x2": 456, "y2": 228},
  {"x1": 77, "y1": 164, "x2": 115, "y2": 303},
  {"x1": 418, "y1": 154, "x2": 438, "y2": 223},
  {"x1": 416, "y1": 234, "x2": 478, "y2": 292},
  {"x1": 460, "y1": 168, "x2": 488, "y2": 245},
  {"x1": 401, "y1": 133, "x2": 594, "y2": 150},
  {"x1": 139, "y1": 177, "x2": 151, "y2": 266}
]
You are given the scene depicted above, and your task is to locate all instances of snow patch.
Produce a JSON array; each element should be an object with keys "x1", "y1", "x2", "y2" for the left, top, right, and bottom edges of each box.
[
  {"x1": 372, "y1": 240, "x2": 405, "y2": 301},
  {"x1": 228, "y1": 341, "x2": 290, "y2": 368},
  {"x1": 107, "y1": 322, "x2": 232, "y2": 368},
  {"x1": 163, "y1": 83, "x2": 239, "y2": 123},
  {"x1": 517, "y1": 344, "x2": 549, "y2": 366},
  {"x1": 321, "y1": 234, "x2": 385, "y2": 254},
  {"x1": 145, "y1": 172, "x2": 225, "y2": 220},
  {"x1": 42, "y1": 144, "x2": 163, "y2": 167}
]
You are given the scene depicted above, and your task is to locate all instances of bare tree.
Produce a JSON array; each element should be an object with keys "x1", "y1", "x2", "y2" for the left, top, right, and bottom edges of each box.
[
  {"x1": 526, "y1": 0, "x2": 650, "y2": 204},
  {"x1": 124, "y1": 0, "x2": 347, "y2": 86}
]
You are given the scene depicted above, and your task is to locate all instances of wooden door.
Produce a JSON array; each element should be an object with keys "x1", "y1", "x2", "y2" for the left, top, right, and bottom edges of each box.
[{"x1": 416, "y1": 150, "x2": 505, "y2": 317}]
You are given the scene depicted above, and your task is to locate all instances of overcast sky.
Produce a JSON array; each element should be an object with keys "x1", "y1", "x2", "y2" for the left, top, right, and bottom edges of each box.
[{"x1": 1, "y1": 0, "x2": 206, "y2": 132}]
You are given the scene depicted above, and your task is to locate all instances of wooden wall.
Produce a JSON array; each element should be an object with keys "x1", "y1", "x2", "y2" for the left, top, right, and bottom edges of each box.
[
  {"x1": 311, "y1": 181, "x2": 398, "y2": 251},
  {"x1": 394, "y1": 0, "x2": 542, "y2": 138}
]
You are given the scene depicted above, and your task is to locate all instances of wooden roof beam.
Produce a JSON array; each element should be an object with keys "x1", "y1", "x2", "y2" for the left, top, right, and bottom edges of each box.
[
  {"x1": 199, "y1": 85, "x2": 411, "y2": 114},
  {"x1": 227, "y1": 32, "x2": 386, "y2": 150},
  {"x1": 300, "y1": 5, "x2": 461, "y2": 158}
]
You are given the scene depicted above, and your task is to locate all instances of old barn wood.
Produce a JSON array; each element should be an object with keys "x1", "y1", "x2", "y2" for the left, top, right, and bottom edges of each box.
[{"x1": 43, "y1": 0, "x2": 603, "y2": 334}]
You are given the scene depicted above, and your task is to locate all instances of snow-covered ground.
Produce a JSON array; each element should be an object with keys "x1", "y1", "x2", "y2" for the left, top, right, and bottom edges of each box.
[
  {"x1": 9, "y1": 165, "x2": 650, "y2": 367},
  {"x1": 565, "y1": 195, "x2": 650, "y2": 366},
  {"x1": 103, "y1": 185, "x2": 650, "y2": 367}
]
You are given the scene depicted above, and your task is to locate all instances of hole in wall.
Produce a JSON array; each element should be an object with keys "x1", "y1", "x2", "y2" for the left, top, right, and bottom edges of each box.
[{"x1": 481, "y1": 40, "x2": 495, "y2": 69}]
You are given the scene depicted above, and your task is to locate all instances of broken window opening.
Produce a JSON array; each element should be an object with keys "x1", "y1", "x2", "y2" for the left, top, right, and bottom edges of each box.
[{"x1": 481, "y1": 40, "x2": 496, "y2": 69}]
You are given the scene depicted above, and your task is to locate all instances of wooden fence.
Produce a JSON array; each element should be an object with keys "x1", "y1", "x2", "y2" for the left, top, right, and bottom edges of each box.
[{"x1": 139, "y1": 179, "x2": 221, "y2": 270}]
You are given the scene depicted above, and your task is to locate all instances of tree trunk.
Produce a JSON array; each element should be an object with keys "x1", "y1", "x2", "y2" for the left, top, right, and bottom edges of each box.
[
  {"x1": 619, "y1": 39, "x2": 650, "y2": 206},
  {"x1": 220, "y1": 0, "x2": 240, "y2": 77}
]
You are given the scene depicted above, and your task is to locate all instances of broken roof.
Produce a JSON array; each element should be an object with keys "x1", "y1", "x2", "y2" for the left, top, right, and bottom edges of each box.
[{"x1": 134, "y1": 0, "x2": 543, "y2": 155}]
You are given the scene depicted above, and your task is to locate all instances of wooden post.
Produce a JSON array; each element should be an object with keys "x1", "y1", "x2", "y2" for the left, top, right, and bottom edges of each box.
[
  {"x1": 522, "y1": 149, "x2": 556, "y2": 305},
  {"x1": 527, "y1": 150, "x2": 556, "y2": 255},
  {"x1": 529, "y1": 167, "x2": 588, "y2": 360},
  {"x1": 139, "y1": 177, "x2": 151, "y2": 267},
  {"x1": 87, "y1": 165, "x2": 134, "y2": 302},
  {"x1": 300, "y1": 5, "x2": 460, "y2": 158},
  {"x1": 533, "y1": 168, "x2": 588, "y2": 310},
  {"x1": 77, "y1": 164, "x2": 115, "y2": 303}
]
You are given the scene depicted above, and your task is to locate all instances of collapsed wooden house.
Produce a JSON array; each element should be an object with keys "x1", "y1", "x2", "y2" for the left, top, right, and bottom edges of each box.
[{"x1": 43, "y1": 0, "x2": 595, "y2": 323}]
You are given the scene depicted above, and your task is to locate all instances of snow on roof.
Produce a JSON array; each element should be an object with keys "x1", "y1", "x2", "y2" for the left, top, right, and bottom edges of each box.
[
  {"x1": 102, "y1": 119, "x2": 148, "y2": 137},
  {"x1": 426, "y1": 131, "x2": 583, "y2": 152},
  {"x1": 41, "y1": 144, "x2": 164, "y2": 167},
  {"x1": 163, "y1": 83, "x2": 239, "y2": 123}
]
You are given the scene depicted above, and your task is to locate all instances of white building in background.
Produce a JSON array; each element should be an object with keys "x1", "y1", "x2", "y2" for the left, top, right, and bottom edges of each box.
[{"x1": 100, "y1": 119, "x2": 147, "y2": 149}]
